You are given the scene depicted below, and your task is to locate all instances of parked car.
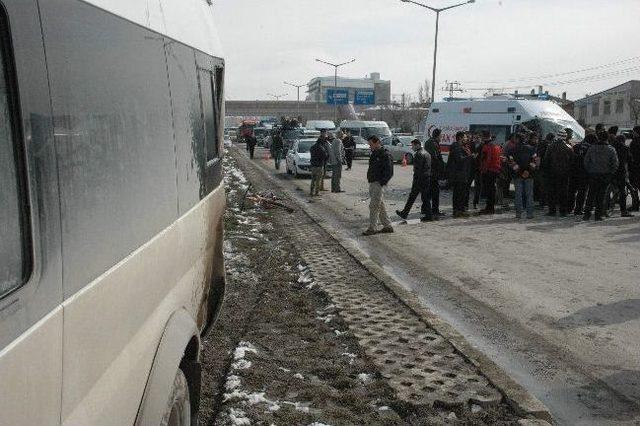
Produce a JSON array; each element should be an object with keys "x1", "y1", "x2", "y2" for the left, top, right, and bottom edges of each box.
[
  {"x1": 383, "y1": 135, "x2": 417, "y2": 163},
  {"x1": 305, "y1": 120, "x2": 336, "y2": 131},
  {"x1": 339, "y1": 120, "x2": 392, "y2": 158},
  {"x1": 285, "y1": 138, "x2": 331, "y2": 178}
]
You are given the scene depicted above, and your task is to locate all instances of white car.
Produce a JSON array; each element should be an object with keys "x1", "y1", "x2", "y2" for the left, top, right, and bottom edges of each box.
[
  {"x1": 383, "y1": 135, "x2": 423, "y2": 163},
  {"x1": 285, "y1": 138, "x2": 332, "y2": 178}
]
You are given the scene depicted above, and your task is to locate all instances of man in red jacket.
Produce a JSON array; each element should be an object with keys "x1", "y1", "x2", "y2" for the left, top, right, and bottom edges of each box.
[{"x1": 479, "y1": 131, "x2": 503, "y2": 214}]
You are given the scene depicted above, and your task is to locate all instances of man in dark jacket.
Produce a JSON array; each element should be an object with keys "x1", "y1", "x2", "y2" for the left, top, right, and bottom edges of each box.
[
  {"x1": 542, "y1": 130, "x2": 574, "y2": 216},
  {"x1": 342, "y1": 129, "x2": 356, "y2": 170},
  {"x1": 245, "y1": 131, "x2": 257, "y2": 159},
  {"x1": 270, "y1": 131, "x2": 284, "y2": 170},
  {"x1": 583, "y1": 131, "x2": 619, "y2": 221},
  {"x1": 447, "y1": 132, "x2": 473, "y2": 218},
  {"x1": 567, "y1": 133, "x2": 593, "y2": 215},
  {"x1": 424, "y1": 128, "x2": 445, "y2": 216},
  {"x1": 396, "y1": 139, "x2": 433, "y2": 221},
  {"x1": 505, "y1": 133, "x2": 537, "y2": 219},
  {"x1": 535, "y1": 132, "x2": 554, "y2": 207},
  {"x1": 364, "y1": 135, "x2": 394, "y2": 236},
  {"x1": 319, "y1": 131, "x2": 331, "y2": 191},
  {"x1": 628, "y1": 126, "x2": 640, "y2": 211},
  {"x1": 309, "y1": 138, "x2": 328, "y2": 196},
  {"x1": 611, "y1": 134, "x2": 634, "y2": 217}
]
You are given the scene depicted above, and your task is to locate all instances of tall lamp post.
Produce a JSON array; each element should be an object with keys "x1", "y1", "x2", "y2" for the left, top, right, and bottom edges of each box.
[
  {"x1": 284, "y1": 81, "x2": 305, "y2": 118},
  {"x1": 315, "y1": 58, "x2": 356, "y2": 123},
  {"x1": 400, "y1": 0, "x2": 474, "y2": 103},
  {"x1": 267, "y1": 93, "x2": 288, "y2": 101}
]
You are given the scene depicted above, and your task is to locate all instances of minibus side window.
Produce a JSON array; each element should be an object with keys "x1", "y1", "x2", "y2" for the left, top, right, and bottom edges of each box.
[
  {"x1": 199, "y1": 69, "x2": 217, "y2": 162},
  {"x1": 0, "y1": 9, "x2": 31, "y2": 297}
]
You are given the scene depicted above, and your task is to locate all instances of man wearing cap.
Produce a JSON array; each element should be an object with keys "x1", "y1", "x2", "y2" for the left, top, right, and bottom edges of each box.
[
  {"x1": 542, "y1": 130, "x2": 574, "y2": 216},
  {"x1": 396, "y1": 138, "x2": 432, "y2": 221},
  {"x1": 363, "y1": 135, "x2": 394, "y2": 236}
]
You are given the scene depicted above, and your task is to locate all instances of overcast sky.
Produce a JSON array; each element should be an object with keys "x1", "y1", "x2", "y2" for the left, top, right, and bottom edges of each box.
[{"x1": 212, "y1": 0, "x2": 640, "y2": 102}]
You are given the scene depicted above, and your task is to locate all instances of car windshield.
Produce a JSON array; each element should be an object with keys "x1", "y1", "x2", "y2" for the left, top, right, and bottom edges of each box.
[
  {"x1": 297, "y1": 141, "x2": 314, "y2": 153},
  {"x1": 524, "y1": 118, "x2": 585, "y2": 141},
  {"x1": 398, "y1": 136, "x2": 415, "y2": 145},
  {"x1": 361, "y1": 126, "x2": 391, "y2": 139}
]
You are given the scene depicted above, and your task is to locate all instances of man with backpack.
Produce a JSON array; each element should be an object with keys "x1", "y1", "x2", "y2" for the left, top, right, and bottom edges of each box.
[
  {"x1": 478, "y1": 131, "x2": 502, "y2": 214},
  {"x1": 363, "y1": 135, "x2": 394, "y2": 236}
]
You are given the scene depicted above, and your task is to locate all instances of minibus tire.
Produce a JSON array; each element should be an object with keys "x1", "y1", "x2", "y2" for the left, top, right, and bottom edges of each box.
[{"x1": 162, "y1": 369, "x2": 191, "y2": 426}]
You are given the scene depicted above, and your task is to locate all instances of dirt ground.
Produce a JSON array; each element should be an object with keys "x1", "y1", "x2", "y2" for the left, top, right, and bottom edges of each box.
[{"x1": 197, "y1": 152, "x2": 523, "y2": 425}]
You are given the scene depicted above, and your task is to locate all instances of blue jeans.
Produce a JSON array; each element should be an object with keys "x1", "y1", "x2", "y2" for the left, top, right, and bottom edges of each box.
[{"x1": 514, "y1": 178, "x2": 534, "y2": 217}]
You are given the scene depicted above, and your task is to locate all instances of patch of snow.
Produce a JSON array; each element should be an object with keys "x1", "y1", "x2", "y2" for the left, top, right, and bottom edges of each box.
[
  {"x1": 293, "y1": 373, "x2": 304, "y2": 380},
  {"x1": 378, "y1": 406, "x2": 390, "y2": 411},
  {"x1": 234, "y1": 342, "x2": 258, "y2": 361},
  {"x1": 334, "y1": 330, "x2": 346, "y2": 336},
  {"x1": 278, "y1": 367, "x2": 291, "y2": 373},
  {"x1": 309, "y1": 423, "x2": 333, "y2": 426},
  {"x1": 232, "y1": 359, "x2": 252, "y2": 370},
  {"x1": 357, "y1": 373, "x2": 372, "y2": 384},
  {"x1": 471, "y1": 404, "x2": 483, "y2": 413},
  {"x1": 228, "y1": 408, "x2": 251, "y2": 426},
  {"x1": 281, "y1": 401, "x2": 311, "y2": 413},
  {"x1": 225, "y1": 375, "x2": 242, "y2": 391}
]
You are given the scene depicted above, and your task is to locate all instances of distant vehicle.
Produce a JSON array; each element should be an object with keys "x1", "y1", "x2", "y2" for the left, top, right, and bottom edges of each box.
[
  {"x1": 286, "y1": 138, "x2": 319, "y2": 177},
  {"x1": 339, "y1": 120, "x2": 392, "y2": 158},
  {"x1": 423, "y1": 98, "x2": 585, "y2": 161},
  {"x1": 305, "y1": 120, "x2": 336, "y2": 131},
  {"x1": 0, "y1": 0, "x2": 225, "y2": 424},
  {"x1": 383, "y1": 135, "x2": 417, "y2": 163},
  {"x1": 300, "y1": 128, "x2": 321, "y2": 138}
]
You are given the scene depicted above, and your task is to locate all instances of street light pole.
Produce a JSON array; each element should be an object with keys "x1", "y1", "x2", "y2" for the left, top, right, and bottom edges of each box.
[
  {"x1": 315, "y1": 58, "x2": 356, "y2": 123},
  {"x1": 400, "y1": 0, "x2": 474, "y2": 103},
  {"x1": 284, "y1": 81, "x2": 305, "y2": 118}
]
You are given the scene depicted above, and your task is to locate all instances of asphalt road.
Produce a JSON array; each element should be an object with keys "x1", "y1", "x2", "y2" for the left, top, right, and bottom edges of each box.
[{"x1": 246, "y1": 145, "x2": 640, "y2": 425}]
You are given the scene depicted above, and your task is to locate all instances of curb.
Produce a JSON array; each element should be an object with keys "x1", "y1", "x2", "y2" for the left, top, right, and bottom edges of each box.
[{"x1": 230, "y1": 146, "x2": 553, "y2": 423}]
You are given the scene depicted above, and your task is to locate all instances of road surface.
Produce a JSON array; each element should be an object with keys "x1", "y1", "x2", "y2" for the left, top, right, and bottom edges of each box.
[{"x1": 246, "y1": 145, "x2": 640, "y2": 425}]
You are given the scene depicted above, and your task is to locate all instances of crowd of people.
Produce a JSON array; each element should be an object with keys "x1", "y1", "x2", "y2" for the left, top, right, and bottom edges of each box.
[{"x1": 245, "y1": 123, "x2": 640, "y2": 236}]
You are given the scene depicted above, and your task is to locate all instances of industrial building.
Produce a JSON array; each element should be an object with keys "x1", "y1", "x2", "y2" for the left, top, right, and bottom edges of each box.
[
  {"x1": 573, "y1": 80, "x2": 640, "y2": 128},
  {"x1": 306, "y1": 72, "x2": 391, "y2": 105}
]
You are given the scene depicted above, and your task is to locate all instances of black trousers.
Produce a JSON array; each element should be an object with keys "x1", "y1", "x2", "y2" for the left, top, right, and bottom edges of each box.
[
  {"x1": 248, "y1": 145, "x2": 255, "y2": 159},
  {"x1": 547, "y1": 173, "x2": 569, "y2": 214},
  {"x1": 614, "y1": 176, "x2": 629, "y2": 214},
  {"x1": 481, "y1": 171, "x2": 498, "y2": 212},
  {"x1": 472, "y1": 172, "x2": 482, "y2": 207},
  {"x1": 584, "y1": 174, "x2": 610, "y2": 219},
  {"x1": 430, "y1": 177, "x2": 440, "y2": 214},
  {"x1": 451, "y1": 179, "x2": 469, "y2": 213},
  {"x1": 345, "y1": 149, "x2": 354, "y2": 169},
  {"x1": 568, "y1": 175, "x2": 588, "y2": 214},
  {"x1": 401, "y1": 179, "x2": 431, "y2": 217}
]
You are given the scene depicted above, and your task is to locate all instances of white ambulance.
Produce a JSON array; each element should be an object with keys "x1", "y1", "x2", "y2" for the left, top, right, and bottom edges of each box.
[{"x1": 423, "y1": 97, "x2": 585, "y2": 159}]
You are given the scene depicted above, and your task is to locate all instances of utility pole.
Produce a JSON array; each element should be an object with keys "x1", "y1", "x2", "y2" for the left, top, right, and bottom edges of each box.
[
  {"x1": 399, "y1": 0, "x2": 475, "y2": 102},
  {"x1": 443, "y1": 81, "x2": 463, "y2": 99},
  {"x1": 315, "y1": 58, "x2": 356, "y2": 123},
  {"x1": 284, "y1": 81, "x2": 305, "y2": 119}
]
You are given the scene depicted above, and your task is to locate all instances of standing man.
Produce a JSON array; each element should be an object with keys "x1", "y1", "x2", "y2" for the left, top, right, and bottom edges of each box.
[
  {"x1": 270, "y1": 130, "x2": 284, "y2": 170},
  {"x1": 479, "y1": 131, "x2": 502, "y2": 214},
  {"x1": 583, "y1": 131, "x2": 619, "y2": 221},
  {"x1": 470, "y1": 132, "x2": 484, "y2": 209},
  {"x1": 319, "y1": 130, "x2": 331, "y2": 192},
  {"x1": 424, "y1": 128, "x2": 445, "y2": 217},
  {"x1": 629, "y1": 126, "x2": 640, "y2": 211},
  {"x1": 245, "y1": 131, "x2": 257, "y2": 159},
  {"x1": 343, "y1": 129, "x2": 356, "y2": 170},
  {"x1": 505, "y1": 133, "x2": 537, "y2": 219},
  {"x1": 447, "y1": 131, "x2": 473, "y2": 218},
  {"x1": 611, "y1": 134, "x2": 634, "y2": 217},
  {"x1": 396, "y1": 139, "x2": 432, "y2": 221},
  {"x1": 543, "y1": 130, "x2": 574, "y2": 216},
  {"x1": 363, "y1": 135, "x2": 394, "y2": 236},
  {"x1": 328, "y1": 132, "x2": 345, "y2": 193},
  {"x1": 309, "y1": 137, "x2": 328, "y2": 197},
  {"x1": 567, "y1": 133, "x2": 593, "y2": 215},
  {"x1": 535, "y1": 133, "x2": 554, "y2": 207}
]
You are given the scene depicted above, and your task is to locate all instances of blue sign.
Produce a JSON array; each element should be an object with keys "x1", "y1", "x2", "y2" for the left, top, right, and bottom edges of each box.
[
  {"x1": 326, "y1": 88, "x2": 349, "y2": 105},
  {"x1": 354, "y1": 90, "x2": 375, "y2": 105}
]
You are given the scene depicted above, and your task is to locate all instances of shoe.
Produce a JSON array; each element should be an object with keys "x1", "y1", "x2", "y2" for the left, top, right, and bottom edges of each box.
[
  {"x1": 396, "y1": 210, "x2": 408, "y2": 220},
  {"x1": 560, "y1": 213, "x2": 568, "y2": 218},
  {"x1": 434, "y1": 211, "x2": 446, "y2": 216},
  {"x1": 337, "y1": 190, "x2": 346, "y2": 193},
  {"x1": 362, "y1": 229, "x2": 378, "y2": 236},
  {"x1": 621, "y1": 212, "x2": 634, "y2": 217},
  {"x1": 421, "y1": 216, "x2": 434, "y2": 222},
  {"x1": 526, "y1": 215, "x2": 534, "y2": 219},
  {"x1": 515, "y1": 214, "x2": 522, "y2": 219},
  {"x1": 379, "y1": 226, "x2": 394, "y2": 234}
]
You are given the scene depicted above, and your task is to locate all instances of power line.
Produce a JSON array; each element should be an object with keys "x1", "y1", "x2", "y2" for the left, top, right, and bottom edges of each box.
[
  {"x1": 464, "y1": 65, "x2": 640, "y2": 91},
  {"x1": 461, "y1": 55, "x2": 640, "y2": 84}
]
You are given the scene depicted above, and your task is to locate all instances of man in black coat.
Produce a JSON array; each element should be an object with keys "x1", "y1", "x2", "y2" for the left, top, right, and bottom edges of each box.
[
  {"x1": 447, "y1": 131, "x2": 473, "y2": 217},
  {"x1": 629, "y1": 126, "x2": 640, "y2": 211},
  {"x1": 245, "y1": 131, "x2": 257, "y2": 159},
  {"x1": 424, "y1": 128, "x2": 445, "y2": 216},
  {"x1": 542, "y1": 130, "x2": 574, "y2": 216},
  {"x1": 363, "y1": 135, "x2": 394, "y2": 236},
  {"x1": 396, "y1": 139, "x2": 433, "y2": 221},
  {"x1": 342, "y1": 129, "x2": 356, "y2": 170},
  {"x1": 612, "y1": 134, "x2": 634, "y2": 217}
]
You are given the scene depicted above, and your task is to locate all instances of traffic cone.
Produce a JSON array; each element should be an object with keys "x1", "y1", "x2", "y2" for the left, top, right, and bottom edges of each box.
[{"x1": 402, "y1": 154, "x2": 408, "y2": 168}]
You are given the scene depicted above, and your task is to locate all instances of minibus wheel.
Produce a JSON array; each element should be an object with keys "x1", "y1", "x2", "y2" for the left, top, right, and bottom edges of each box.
[{"x1": 162, "y1": 369, "x2": 191, "y2": 426}]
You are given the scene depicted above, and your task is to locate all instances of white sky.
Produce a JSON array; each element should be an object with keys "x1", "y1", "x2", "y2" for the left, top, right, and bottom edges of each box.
[{"x1": 212, "y1": 0, "x2": 640, "y2": 102}]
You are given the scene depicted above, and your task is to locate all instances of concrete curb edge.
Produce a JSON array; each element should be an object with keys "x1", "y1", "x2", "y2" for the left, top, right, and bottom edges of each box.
[{"x1": 231, "y1": 147, "x2": 553, "y2": 423}]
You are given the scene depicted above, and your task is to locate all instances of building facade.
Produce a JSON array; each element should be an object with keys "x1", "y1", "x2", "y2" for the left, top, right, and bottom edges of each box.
[
  {"x1": 573, "y1": 80, "x2": 640, "y2": 129},
  {"x1": 306, "y1": 72, "x2": 391, "y2": 105},
  {"x1": 225, "y1": 100, "x2": 366, "y2": 123}
]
